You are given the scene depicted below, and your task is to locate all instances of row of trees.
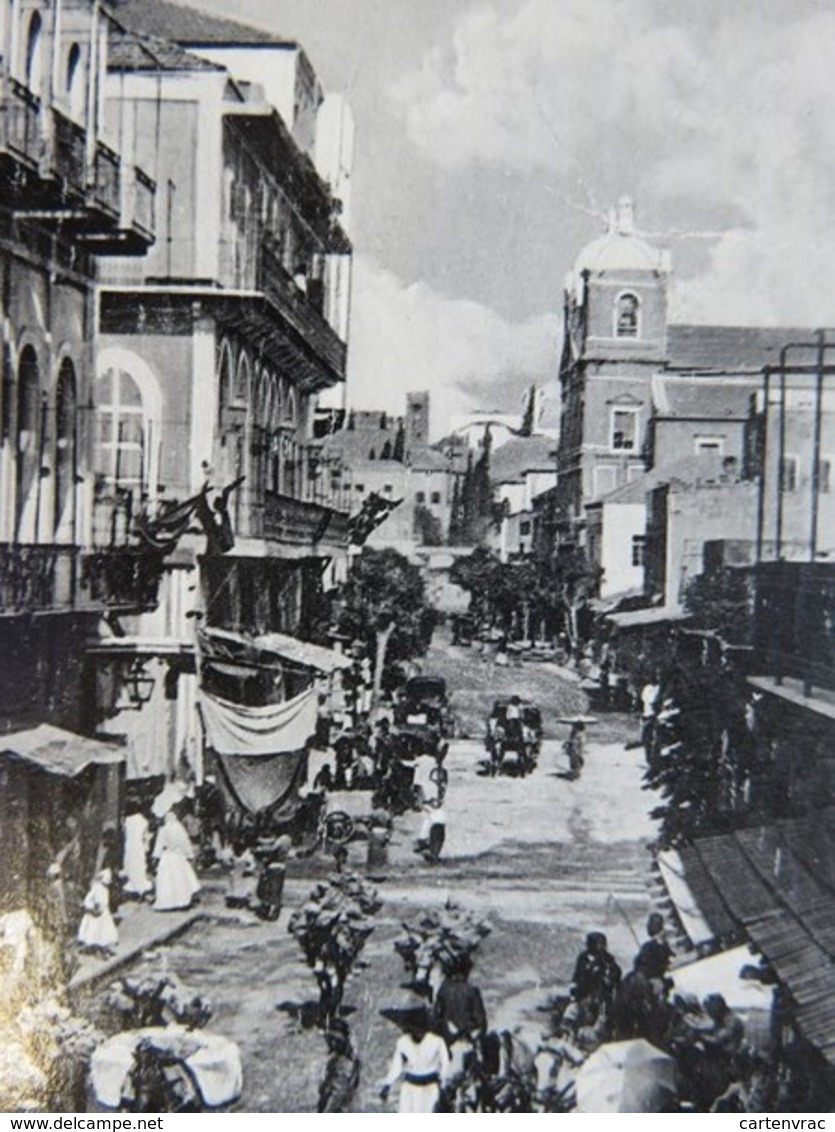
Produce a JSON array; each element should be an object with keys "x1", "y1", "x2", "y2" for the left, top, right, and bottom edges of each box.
[{"x1": 449, "y1": 545, "x2": 600, "y2": 648}]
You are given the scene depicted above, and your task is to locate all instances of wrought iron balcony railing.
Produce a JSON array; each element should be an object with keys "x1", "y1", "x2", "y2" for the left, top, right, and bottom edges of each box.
[
  {"x1": 257, "y1": 239, "x2": 347, "y2": 378},
  {"x1": 262, "y1": 491, "x2": 350, "y2": 549},
  {"x1": 91, "y1": 140, "x2": 121, "y2": 218},
  {"x1": 0, "y1": 75, "x2": 43, "y2": 168},
  {"x1": 0, "y1": 543, "x2": 78, "y2": 614},
  {"x1": 51, "y1": 108, "x2": 86, "y2": 194}
]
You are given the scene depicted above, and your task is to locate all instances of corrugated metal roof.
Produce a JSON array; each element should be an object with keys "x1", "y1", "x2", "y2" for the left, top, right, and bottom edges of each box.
[
  {"x1": 672, "y1": 845, "x2": 740, "y2": 941},
  {"x1": 675, "y1": 809, "x2": 835, "y2": 1066}
]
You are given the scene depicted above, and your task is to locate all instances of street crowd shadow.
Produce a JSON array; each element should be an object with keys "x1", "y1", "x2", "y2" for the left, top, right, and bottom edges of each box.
[{"x1": 275, "y1": 999, "x2": 357, "y2": 1029}]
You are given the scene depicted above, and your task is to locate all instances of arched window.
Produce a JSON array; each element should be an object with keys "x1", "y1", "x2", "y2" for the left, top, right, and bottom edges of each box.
[
  {"x1": 615, "y1": 292, "x2": 640, "y2": 338},
  {"x1": 54, "y1": 359, "x2": 77, "y2": 538},
  {"x1": 94, "y1": 366, "x2": 146, "y2": 491},
  {"x1": 283, "y1": 385, "x2": 297, "y2": 427},
  {"x1": 65, "y1": 43, "x2": 84, "y2": 120},
  {"x1": 25, "y1": 11, "x2": 43, "y2": 96},
  {"x1": 16, "y1": 345, "x2": 41, "y2": 539}
]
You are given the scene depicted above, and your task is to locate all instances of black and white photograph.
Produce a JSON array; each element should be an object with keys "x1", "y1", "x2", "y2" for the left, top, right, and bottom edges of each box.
[{"x1": 0, "y1": 0, "x2": 833, "y2": 1116}]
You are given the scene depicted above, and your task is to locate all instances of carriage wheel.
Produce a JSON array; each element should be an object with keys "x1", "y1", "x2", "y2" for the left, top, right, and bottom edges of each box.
[{"x1": 324, "y1": 811, "x2": 355, "y2": 845}]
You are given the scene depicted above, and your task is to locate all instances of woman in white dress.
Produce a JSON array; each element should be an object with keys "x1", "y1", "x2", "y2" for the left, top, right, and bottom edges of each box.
[
  {"x1": 123, "y1": 811, "x2": 153, "y2": 898},
  {"x1": 379, "y1": 1008, "x2": 450, "y2": 1113},
  {"x1": 77, "y1": 869, "x2": 119, "y2": 954},
  {"x1": 153, "y1": 810, "x2": 200, "y2": 912}
]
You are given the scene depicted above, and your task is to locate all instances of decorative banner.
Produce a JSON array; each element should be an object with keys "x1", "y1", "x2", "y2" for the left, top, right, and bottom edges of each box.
[
  {"x1": 197, "y1": 686, "x2": 317, "y2": 757},
  {"x1": 216, "y1": 749, "x2": 308, "y2": 816}
]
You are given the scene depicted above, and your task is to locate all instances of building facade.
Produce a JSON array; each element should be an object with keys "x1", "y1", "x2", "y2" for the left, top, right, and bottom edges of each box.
[
  {"x1": 0, "y1": 0, "x2": 158, "y2": 912},
  {"x1": 85, "y1": 3, "x2": 353, "y2": 783}
]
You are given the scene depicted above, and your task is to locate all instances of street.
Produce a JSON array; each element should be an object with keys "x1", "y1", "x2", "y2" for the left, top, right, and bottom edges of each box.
[{"x1": 86, "y1": 662, "x2": 657, "y2": 1112}]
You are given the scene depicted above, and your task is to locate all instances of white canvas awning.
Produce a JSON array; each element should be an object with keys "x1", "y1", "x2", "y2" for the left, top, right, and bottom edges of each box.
[
  {"x1": 657, "y1": 849, "x2": 714, "y2": 947},
  {"x1": 0, "y1": 725, "x2": 124, "y2": 777},
  {"x1": 671, "y1": 945, "x2": 774, "y2": 1014}
]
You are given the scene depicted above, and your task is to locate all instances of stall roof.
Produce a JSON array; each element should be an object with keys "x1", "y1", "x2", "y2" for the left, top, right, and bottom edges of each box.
[
  {"x1": 667, "y1": 809, "x2": 835, "y2": 1066},
  {"x1": 0, "y1": 725, "x2": 124, "y2": 777},
  {"x1": 606, "y1": 606, "x2": 690, "y2": 629},
  {"x1": 255, "y1": 632, "x2": 354, "y2": 674}
]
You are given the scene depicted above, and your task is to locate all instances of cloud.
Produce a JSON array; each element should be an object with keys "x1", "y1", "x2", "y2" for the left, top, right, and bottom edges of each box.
[
  {"x1": 346, "y1": 256, "x2": 559, "y2": 437},
  {"x1": 392, "y1": 0, "x2": 835, "y2": 326}
]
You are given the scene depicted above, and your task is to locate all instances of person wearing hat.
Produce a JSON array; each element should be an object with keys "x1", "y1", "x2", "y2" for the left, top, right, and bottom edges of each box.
[
  {"x1": 319, "y1": 1020, "x2": 361, "y2": 1113},
  {"x1": 634, "y1": 911, "x2": 674, "y2": 985},
  {"x1": 571, "y1": 931, "x2": 621, "y2": 1017},
  {"x1": 433, "y1": 955, "x2": 487, "y2": 1078},
  {"x1": 379, "y1": 1005, "x2": 450, "y2": 1113}
]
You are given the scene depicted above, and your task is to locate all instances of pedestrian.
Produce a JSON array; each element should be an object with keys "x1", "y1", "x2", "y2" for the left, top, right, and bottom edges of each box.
[
  {"x1": 433, "y1": 956, "x2": 487, "y2": 1077},
  {"x1": 77, "y1": 868, "x2": 119, "y2": 956},
  {"x1": 123, "y1": 809, "x2": 153, "y2": 900},
  {"x1": 254, "y1": 836, "x2": 290, "y2": 921},
  {"x1": 318, "y1": 1020, "x2": 361, "y2": 1113},
  {"x1": 379, "y1": 1006, "x2": 450, "y2": 1113},
  {"x1": 416, "y1": 801, "x2": 446, "y2": 864},
  {"x1": 152, "y1": 809, "x2": 200, "y2": 912},
  {"x1": 571, "y1": 931, "x2": 622, "y2": 1017},
  {"x1": 611, "y1": 953, "x2": 667, "y2": 1044},
  {"x1": 634, "y1": 911, "x2": 674, "y2": 985}
]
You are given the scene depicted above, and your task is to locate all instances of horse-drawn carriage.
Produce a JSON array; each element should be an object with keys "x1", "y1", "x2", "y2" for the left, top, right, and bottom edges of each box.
[
  {"x1": 484, "y1": 698, "x2": 542, "y2": 777},
  {"x1": 394, "y1": 676, "x2": 455, "y2": 752}
]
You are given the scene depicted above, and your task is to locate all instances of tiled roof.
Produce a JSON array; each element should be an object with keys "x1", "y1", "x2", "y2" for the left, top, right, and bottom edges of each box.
[
  {"x1": 594, "y1": 451, "x2": 730, "y2": 505},
  {"x1": 109, "y1": 0, "x2": 294, "y2": 47},
  {"x1": 319, "y1": 428, "x2": 401, "y2": 466},
  {"x1": 652, "y1": 374, "x2": 758, "y2": 419},
  {"x1": 666, "y1": 325, "x2": 829, "y2": 373},
  {"x1": 108, "y1": 25, "x2": 224, "y2": 71},
  {"x1": 410, "y1": 448, "x2": 450, "y2": 472},
  {"x1": 673, "y1": 810, "x2": 835, "y2": 1065},
  {"x1": 489, "y1": 435, "x2": 557, "y2": 484}
]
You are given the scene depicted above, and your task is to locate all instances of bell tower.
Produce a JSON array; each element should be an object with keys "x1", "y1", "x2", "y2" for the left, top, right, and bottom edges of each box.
[
  {"x1": 557, "y1": 198, "x2": 671, "y2": 519},
  {"x1": 405, "y1": 391, "x2": 430, "y2": 454}
]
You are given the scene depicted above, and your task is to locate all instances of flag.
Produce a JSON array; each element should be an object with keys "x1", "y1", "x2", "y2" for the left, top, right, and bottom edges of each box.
[{"x1": 348, "y1": 492, "x2": 401, "y2": 545}]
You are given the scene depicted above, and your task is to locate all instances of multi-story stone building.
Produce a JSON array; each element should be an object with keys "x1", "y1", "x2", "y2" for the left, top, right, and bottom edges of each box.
[
  {"x1": 81, "y1": 2, "x2": 354, "y2": 783},
  {"x1": 0, "y1": 0, "x2": 158, "y2": 911}
]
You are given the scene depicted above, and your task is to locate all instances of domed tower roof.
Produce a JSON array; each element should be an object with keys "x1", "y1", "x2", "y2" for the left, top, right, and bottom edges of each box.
[{"x1": 570, "y1": 197, "x2": 670, "y2": 284}]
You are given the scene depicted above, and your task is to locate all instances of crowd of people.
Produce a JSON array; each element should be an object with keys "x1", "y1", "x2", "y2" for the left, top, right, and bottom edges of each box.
[
  {"x1": 74, "y1": 796, "x2": 204, "y2": 960},
  {"x1": 542, "y1": 917, "x2": 770, "y2": 1113}
]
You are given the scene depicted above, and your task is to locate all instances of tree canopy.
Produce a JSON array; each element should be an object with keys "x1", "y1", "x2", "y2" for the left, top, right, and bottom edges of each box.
[{"x1": 336, "y1": 548, "x2": 437, "y2": 697}]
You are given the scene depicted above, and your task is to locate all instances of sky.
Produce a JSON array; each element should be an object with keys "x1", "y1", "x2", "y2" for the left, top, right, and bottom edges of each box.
[{"x1": 189, "y1": 0, "x2": 835, "y2": 436}]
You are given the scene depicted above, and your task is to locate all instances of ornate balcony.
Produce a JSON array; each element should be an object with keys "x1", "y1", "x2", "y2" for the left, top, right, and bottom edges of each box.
[
  {"x1": 262, "y1": 491, "x2": 349, "y2": 550},
  {"x1": 0, "y1": 543, "x2": 79, "y2": 614},
  {"x1": 91, "y1": 140, "x2": 121, "y2": 217},
  {"x1": 51, "y1": 109, "x2": 87, "y2": 197},
  {"x1": 81, "y1": 160, "x2": 156, "y2": 256},
  {"x1": 0, "y1": 76, "x2": 154, "y2": 252},
  {"x1": 257, "y1": 239, "x2": 347, "y2": 380},
  {"x1": 80, "y1": 548, "x2": 164, "y2": 612},
  {"x1": 0, "y1": 76, "x2": 46, "y2": 192}
]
